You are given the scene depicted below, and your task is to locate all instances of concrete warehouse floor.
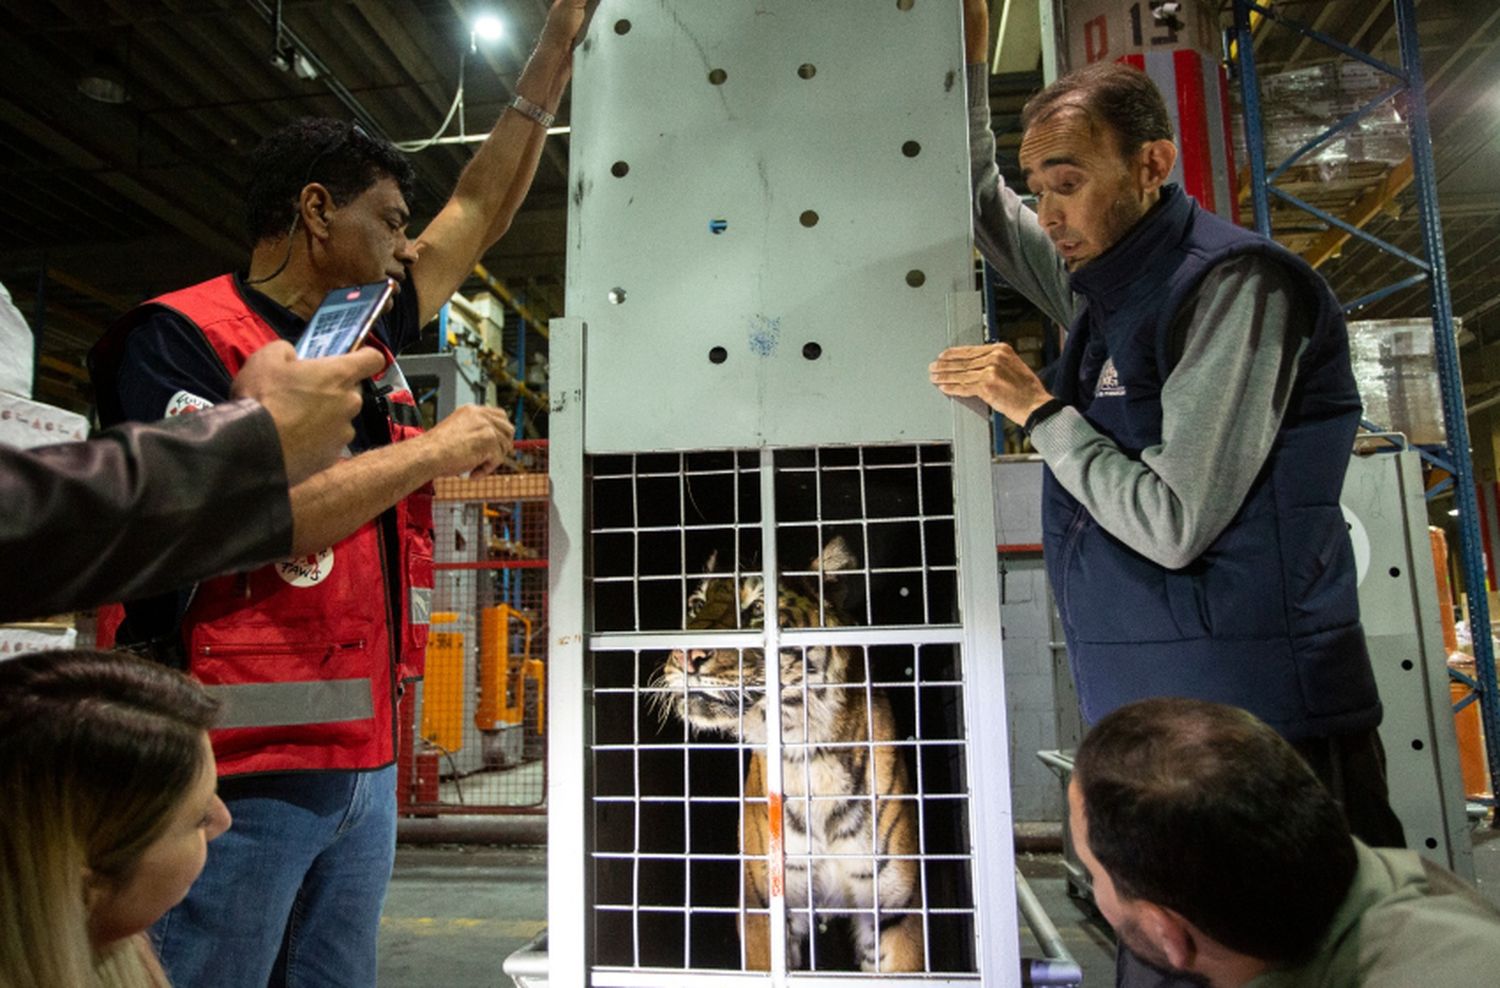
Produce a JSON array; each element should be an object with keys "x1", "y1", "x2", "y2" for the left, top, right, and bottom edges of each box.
[
  {"x1": 378, "y1": 844, "x2": 1112, "y2": 987},
  {"x1": 377, "y1": 827, "x2": 1500, "y2": 987},
  {"x1": 379, "y1": 845, "x2": 548, "y2": 987}
]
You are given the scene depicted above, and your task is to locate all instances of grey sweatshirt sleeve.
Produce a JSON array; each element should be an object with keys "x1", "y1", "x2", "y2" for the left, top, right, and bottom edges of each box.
[
  {"x1": 968, "y1": 63, "x2": 1078, "y2": 328},
  {"x1": 1027, "y1": 255, "x2": 1315, "y2": 570}
]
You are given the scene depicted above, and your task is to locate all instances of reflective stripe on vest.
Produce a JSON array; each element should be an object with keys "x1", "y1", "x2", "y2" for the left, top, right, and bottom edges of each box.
[{"x1": 204, "y1": 679, "x2": 375, "y2": 729}]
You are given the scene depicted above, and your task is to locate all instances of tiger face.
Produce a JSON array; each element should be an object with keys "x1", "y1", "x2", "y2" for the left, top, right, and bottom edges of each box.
[{"x1": 651, "y1": 537, "x2": 857, "y2": 741}]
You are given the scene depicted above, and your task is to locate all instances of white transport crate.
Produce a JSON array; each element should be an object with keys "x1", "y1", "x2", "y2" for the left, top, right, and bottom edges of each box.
[{"x1": 545, "y1": 2, "x2": 1021, "y2": 984}]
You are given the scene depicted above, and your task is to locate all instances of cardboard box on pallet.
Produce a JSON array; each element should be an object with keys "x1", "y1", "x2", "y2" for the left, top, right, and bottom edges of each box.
[
  {"x1": 0, "y1": 622, "x2": 78, "y2": 660},
  {"x1": 0, "y1": 280, "x2": 33, "y2": 399},
  {"x1": 1349, "y1": 317, "x2": 1461, "y2": 448},
  {"x1": 0, "y1": 390, "x2": 89, "y2": 451}
]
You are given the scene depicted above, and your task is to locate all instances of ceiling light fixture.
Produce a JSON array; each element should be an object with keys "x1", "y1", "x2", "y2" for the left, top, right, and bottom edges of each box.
[
  {"x1": 472, "y1": 13, "x2": 506, "y2": 46},
  {"x1": 267, "y1": 0, "x2": 320, "y2": 81},
  {"x1": 270, "y1": 45, "x2": 319, "y2": 81},
  {"x1": 395, "y1": 12, "x2": 561, "y2": 152},
  {"x1": 77, "y1": 59, "x2": 128, "y2": 104},
  {"x1": 396, "y1": 13, "x2": 511, "y2": 151}
]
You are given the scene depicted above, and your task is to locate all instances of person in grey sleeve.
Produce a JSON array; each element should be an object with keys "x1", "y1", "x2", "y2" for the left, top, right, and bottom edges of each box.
[{"x1": 934, "y1": 6, "x2": 1403, "y2": 981}]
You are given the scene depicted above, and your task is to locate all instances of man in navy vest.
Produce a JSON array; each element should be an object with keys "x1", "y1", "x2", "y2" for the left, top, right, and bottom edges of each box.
[{"x1": 935, "y1": 5, "x2": 1403, "y2": 983}]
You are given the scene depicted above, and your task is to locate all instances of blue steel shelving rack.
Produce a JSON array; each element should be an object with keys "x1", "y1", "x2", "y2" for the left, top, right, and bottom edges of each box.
[{"x1": 1232, "y1": 0, "x2": 1500, "y2": 813}]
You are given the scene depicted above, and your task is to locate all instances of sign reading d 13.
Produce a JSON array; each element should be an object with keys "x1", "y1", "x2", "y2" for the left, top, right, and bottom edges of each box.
[{"x1": 1064, "y1": 0, "x2": 1223, "y2": 68}]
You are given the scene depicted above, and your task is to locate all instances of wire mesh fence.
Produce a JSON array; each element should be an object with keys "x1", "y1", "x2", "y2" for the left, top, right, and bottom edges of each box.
[{"x1": 397, "y1": 439, "x2": 550, "y2": 816}]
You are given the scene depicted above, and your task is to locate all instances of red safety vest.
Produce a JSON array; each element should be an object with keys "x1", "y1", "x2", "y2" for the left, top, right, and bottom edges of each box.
[{"x1": 95, "y1": 274, "x2": 433, "y2": 776}]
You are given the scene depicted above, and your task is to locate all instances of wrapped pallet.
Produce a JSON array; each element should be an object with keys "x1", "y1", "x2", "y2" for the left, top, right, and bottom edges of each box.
[{"x1": 1349, "y1": 317, "x2": 1460, "y2": 446}]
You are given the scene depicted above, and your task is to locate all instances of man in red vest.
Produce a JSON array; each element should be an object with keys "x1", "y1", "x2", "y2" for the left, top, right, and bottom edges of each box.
[{"x1": 88, "y1": 3, "x2": 588, "y2": 984}]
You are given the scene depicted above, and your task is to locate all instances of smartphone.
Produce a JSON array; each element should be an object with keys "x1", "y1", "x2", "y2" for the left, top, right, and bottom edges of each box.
[{"x1": 294, "y1": 278, "x2": 397, "y2": 359}]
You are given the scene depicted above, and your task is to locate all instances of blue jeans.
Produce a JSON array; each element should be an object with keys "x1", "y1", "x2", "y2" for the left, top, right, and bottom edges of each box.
[{"x1": 152, "y1": 764, "x2": 397, "y2": 988}]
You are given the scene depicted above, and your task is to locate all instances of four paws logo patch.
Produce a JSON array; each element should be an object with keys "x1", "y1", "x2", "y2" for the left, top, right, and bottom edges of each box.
[
  {"x1": 1094, "y1": 359, "x2": 1126, "y2": 398},
  {"x1": 165, "y1": 390, "x2": 214, "y2": 416},
  {"x1": 276, "y1": 549, "x2": 335, "y2": 588}
]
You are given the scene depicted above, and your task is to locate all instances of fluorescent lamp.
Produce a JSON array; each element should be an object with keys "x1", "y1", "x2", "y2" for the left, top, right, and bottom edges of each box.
[{"x1": 472, "y1": 14, "x2": 505, "y2": 43}]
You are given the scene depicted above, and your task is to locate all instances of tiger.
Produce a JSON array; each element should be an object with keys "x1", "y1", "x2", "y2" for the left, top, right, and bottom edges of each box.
[{"x1": 650, "y1": 536, "x2": 924, "y2": 973}]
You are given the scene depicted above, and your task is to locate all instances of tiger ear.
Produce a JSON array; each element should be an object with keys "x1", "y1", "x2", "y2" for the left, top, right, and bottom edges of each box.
[
  {"x1": 812, "y1": 537, "x2": 857, "y2": 581},
  {"x1": 704, "y1": 549, "x2": 719, "y2": 573}
]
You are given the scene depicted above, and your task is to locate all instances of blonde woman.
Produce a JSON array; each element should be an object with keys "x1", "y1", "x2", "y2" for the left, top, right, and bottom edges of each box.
[{"x1": 0, "y1": 650, "x2": 230, "y2": 988}]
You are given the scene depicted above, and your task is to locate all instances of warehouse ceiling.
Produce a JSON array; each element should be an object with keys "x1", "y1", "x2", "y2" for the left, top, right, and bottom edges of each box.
[
  {"x1": 2, "y1": 0, "x2": 569, "y2": 409},
  {"x1": 981, "y1": 0, "x2": 1500, "y2": 373},
  {"x1": 2, "y1": 0, "x2": 1498, "y2": 414}
]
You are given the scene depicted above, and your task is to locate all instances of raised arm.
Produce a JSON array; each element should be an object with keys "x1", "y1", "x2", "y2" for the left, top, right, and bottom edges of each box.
[
  {"x1": 410, "y1": 0, "x2": 588, "y2": 326},
  {"x1": 964, "y1": 0, "x2": 1077, "y2": 327}
]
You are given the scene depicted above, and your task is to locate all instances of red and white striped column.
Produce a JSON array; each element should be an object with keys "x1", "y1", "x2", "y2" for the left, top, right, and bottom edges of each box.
[{"x1": 1116, "y1": 49, "x2": 1238, "y2": 224}]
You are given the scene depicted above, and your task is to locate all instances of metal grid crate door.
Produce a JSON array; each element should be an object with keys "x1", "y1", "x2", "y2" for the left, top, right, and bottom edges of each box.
[{"x1": 548, "y1": 2, "x2": 1019, "y2": 984}]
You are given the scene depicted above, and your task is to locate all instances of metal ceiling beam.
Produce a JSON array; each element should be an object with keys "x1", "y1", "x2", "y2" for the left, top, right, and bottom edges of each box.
[
  {"x1": 1227, "y1": 0, "x2": 1271, "y2": 62},
  {"x1": 241, "y1": 0, "x2": 389, "y2": 140},
  {"x1": 1443, "y1": 222, "x2": 1500, "y2": 320},
  {"x1": 1329, "y1": 209, "x2": 1496, "y2": 322},
  {"x1": 136, "y1": 1, "x2": 304, "y2": 153},
  {"x1": 39, "y1": 353, "x2": 91, "y2": 384},
  {"x1": 6, "y1": 288, "x2": 105, "y2": 349},
  {"x1": 1347, "y1": 0, "x2": 1396, "y2": 63},
  {"x1": 473, "y1": 262, "x2": 550, "y2": 337},
  {"x1": 1234, "y1": 0, "x2": 1500, "y2": 258},
  {"x1": 1310, "y1": 23, "x2": 1500, "y2": 298},
  {"x1": 349, "y1": 1, "x2": 465, "y2": 127},
  {"x1": 43, "y1": 267, "x2": 137, "y2": 313},
  {"x1": 0, "y1": 96, "x2": 243, "y2": 263},
  {"x1": 1462, "y1": 287, "x2": 1500, "y2": 328},
  {"x1": 284, "y1": 9, "x2": 456, "y2": 208},
  {"x1": 991, "y1": 0, "x2": 1042, "y2": 75},
  {"x1": 335, "y1": 1, "x2": 474, "y2": 194},
  {"x1": 234, "y1": 0, "x2": 453, "y2": 208},
  {"x1": 0, "y1": 13, "x2": 252, "y2": 261},
  {"x1": 1284, "y1": 0, "x2": 1356, "y2": 67}
]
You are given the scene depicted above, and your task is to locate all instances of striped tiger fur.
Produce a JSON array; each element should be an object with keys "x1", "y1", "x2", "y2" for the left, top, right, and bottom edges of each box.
[{"x1": 651, "y1": 537, "x2": 923, "y2": 972}]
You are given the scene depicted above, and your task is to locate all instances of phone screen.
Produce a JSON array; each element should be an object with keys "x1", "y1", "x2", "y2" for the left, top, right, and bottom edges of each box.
[{"x1": 295, "y1": 278, "x2": 397, "y2": 359}]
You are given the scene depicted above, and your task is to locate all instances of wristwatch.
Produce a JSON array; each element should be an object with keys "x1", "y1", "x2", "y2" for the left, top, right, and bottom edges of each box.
[{"x1": 1022, "y1": 398, "x2": 1067, "y2": 436}]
